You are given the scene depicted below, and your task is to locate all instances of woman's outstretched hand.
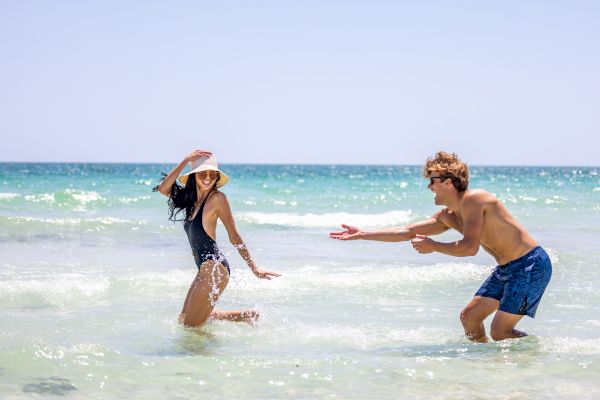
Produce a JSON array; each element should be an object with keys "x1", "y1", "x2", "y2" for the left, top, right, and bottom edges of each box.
[
  {"x1": 252, "y1": 268, "x2": 281, "y2": 280},
  {"x1": 184, "y1": 149, "x2": 213, "y2": 163},
  {"x1": 329, "y1": 224, "x2": 363, "y2": 240}
]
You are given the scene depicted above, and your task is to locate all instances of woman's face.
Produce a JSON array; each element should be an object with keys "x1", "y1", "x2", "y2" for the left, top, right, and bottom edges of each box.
[{"x1": 195, "y1": 170, "x2": 219, "y2": 191}]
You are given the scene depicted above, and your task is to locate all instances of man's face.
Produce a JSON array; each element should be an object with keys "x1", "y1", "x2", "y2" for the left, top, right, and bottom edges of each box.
[{"x1": 427, "y1": 175, "x2": 447, "y2": 205}]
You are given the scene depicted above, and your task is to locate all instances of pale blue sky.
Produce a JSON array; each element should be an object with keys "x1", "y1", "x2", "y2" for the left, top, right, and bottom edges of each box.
[{"x1": 0, "y1": 1, "x2": 598, "y2": 165}]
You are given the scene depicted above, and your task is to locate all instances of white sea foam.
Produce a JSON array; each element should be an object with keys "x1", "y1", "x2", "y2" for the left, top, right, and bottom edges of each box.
[
  {"x1": 0, "y1": 267, "x2": 198, "y2": 309},
  {"x1": 113, "y1": 269, "x2": 191, "y2": 291},
  {"x1": 542, "y1": 337, "x2": 600, "y2": 354},
  {"x1": 6, "y1": 216, "x2": 147, "y2": 226},
  {"x1": 583, "y1": 320, "x2": 600, "y2": 327},
  {"x1": 226, "y1": 262, "x2": 490, "y2": 297},
  {"x1": 64, "y1": 189, "x2": 104, "y2": 204},
  {"x1": 273, "y1": 323, "x2": 452, "y2": 348},
  {"x1": 0, "y1": 274, "x2": 110, "y2": 309},
  {"x1": 519, "y1": 195, "x2": 538, "y2": 202},
  {"x1": 24, "y1": 193, "x2": 55, "y2": 203},
  {"x1": 544, "y1": 195, "x2": 567, "y2": 205},
  {"x1": 303, "y1": 262, "x2": 489, "y2": 288},
  {"x1": 545, "y1": 247, "x2": 559, "y2": 264},
  {"x1": 21, "y1": 190, "x2": 105, "y2": 208},
  {"x1": 236, "y1": 210, "x2": 412, "y2": 228},
  {"x1": 118, "y1": 195, "x2": 152, "y2": 204},
  {"x1": 31, "y1": 343, "x2": 110, "y2": 362},
  {"x1": 0, "y1": 192, "x2": 20, "y2": 200}
]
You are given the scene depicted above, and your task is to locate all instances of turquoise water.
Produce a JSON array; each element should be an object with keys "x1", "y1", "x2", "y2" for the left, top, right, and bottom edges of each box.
[{"x1": 1, "y1": 163, "x2": 599, "y2": 398}]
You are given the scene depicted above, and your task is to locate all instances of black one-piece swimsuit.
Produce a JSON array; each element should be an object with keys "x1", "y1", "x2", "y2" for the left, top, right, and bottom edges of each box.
[{"x1": 183, "y1": 192, "x2": 230, "y2": 275}]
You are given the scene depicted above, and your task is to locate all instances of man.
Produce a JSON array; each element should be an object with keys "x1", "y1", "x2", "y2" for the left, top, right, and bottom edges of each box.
[{"x1": 329, "y1": 151, "x2": 552, "y2": 342}]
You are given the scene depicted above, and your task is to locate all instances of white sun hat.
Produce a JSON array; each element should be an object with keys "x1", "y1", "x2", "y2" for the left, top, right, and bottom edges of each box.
[{"x1": 178, "y1": 155, "x2": 230, "y2": 188}]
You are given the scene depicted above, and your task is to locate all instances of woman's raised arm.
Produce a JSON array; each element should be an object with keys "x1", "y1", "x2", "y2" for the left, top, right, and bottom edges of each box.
[{"x1": 156, "y1": 150, "x2": 212, "y2": 196}]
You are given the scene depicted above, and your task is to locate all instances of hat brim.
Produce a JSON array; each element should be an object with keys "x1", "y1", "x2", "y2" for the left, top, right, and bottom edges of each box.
[{"x1": 179, "y1": 166, "x2": 229, "y2": 188}]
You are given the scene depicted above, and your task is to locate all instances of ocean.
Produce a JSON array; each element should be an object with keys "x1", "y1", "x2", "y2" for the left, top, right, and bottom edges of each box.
[{"x1": 1, "y1": 162, "x2": 599, "y2": 399}]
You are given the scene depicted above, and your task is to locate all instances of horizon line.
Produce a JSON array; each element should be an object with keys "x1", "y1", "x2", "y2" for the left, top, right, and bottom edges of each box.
[{"x1": 0, "y1": 160, "x2": 598, "y2": 169}]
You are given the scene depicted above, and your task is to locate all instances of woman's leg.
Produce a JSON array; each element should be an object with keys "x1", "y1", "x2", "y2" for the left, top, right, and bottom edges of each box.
[
  {"x1": 178, "y1": 282, "x2": 196, "y2": 323},
  {"x1": 182, "y1": 260, "x2": 229, "y2": 327}
]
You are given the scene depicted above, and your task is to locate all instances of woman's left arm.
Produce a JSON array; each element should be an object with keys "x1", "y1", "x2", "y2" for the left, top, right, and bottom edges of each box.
[{"x1": 216, "y1": 192, "x2": 281, "y2": 280}]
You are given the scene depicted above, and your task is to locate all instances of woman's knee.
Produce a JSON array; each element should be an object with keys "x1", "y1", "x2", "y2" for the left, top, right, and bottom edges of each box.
[
  {"x1": 183, "y1": 311, "x2": 211, "y2": 327},
  {"x1": 183, "y1": 298, "x2": 213, "y2": 327}
]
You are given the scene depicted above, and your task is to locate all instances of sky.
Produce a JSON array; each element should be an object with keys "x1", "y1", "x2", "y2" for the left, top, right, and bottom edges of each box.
[{"x1": 0, "y1": 1, "x2": 598, "y2": 166}]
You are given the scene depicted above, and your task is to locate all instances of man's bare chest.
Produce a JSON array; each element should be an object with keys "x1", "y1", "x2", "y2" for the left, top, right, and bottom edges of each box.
[{"x1": 443, "y1": 211, "x2": 464, "y2": 233}]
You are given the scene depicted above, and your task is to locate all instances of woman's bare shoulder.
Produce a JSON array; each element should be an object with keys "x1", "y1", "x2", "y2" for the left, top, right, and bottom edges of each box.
[{"x1": 209, "y1": 190, "x2": 228, "y2": 205}]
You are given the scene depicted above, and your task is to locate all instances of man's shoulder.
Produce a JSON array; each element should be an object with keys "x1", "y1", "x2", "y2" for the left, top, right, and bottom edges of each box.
[
  {"x1": 460, "y1": 190, "x2": 499, "y2": 214},
  {"x1": 433, "y1": 207, "x2": 454, "y2": 220},
  {"x1": 463, "y1": 189, "x2": 496, "y2": 203}
]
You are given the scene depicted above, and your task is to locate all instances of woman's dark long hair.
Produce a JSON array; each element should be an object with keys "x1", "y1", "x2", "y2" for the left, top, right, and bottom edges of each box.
[{"x1": 153, "y1": 172, "x2": 220, "y2": 222}]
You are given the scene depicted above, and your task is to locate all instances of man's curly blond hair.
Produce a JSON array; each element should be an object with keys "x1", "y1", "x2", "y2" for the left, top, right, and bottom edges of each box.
[{"x1": 423, "y1": 151, "x2": 469, "y2": 192}]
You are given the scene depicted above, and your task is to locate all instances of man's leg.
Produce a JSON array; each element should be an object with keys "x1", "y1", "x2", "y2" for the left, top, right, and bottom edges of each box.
[
  {"x1": 460, "y1": 296, "x2": 499, "y2": 342},
  {"x1": 490, "y1": 310, "x2": 526, "y2": 341}
]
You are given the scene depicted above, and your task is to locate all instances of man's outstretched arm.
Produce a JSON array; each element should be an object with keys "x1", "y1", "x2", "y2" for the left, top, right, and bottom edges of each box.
[
  {"x1": 412, "y1": 201, "x2": 483, "y2": 256},
  {"x1": 329, "y1": 217, "x2": 449, "y2": 242}
]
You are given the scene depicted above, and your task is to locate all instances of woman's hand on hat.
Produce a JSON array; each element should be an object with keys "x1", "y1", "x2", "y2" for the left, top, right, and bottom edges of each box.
[
  {"x1": 252, "y1": 268, "x2": 281, "y2": 280},
  {"x1": 184, "y1": 149, "x2": 213, "y2": 163}
]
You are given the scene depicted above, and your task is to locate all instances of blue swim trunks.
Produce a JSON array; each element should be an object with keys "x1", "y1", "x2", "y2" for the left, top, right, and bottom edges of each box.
[{"x1": 475, "y1": 246, "x2": 552, "y2": 318}]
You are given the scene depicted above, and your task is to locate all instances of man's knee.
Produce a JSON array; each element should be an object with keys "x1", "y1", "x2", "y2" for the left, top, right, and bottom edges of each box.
[
  {"x1": 460, "y1": 306, "x2": 480, "y2": 326},
  {"x1": 490, "y1": 318, "x2": 521, "y2": 341},
  {"x1": 490, "y1": 327, "x2": 510, "y2": 341}
]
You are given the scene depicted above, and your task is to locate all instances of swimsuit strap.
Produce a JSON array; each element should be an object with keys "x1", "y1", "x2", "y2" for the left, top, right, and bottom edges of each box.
[{"x1": 196, "y1": 189, "x2": 216, "y2": 219}]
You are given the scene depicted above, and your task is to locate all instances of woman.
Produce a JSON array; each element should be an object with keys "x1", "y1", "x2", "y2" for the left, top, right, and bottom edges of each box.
[{"x1": 155, "y1": 149, "x2": 280, "y2": 327}]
